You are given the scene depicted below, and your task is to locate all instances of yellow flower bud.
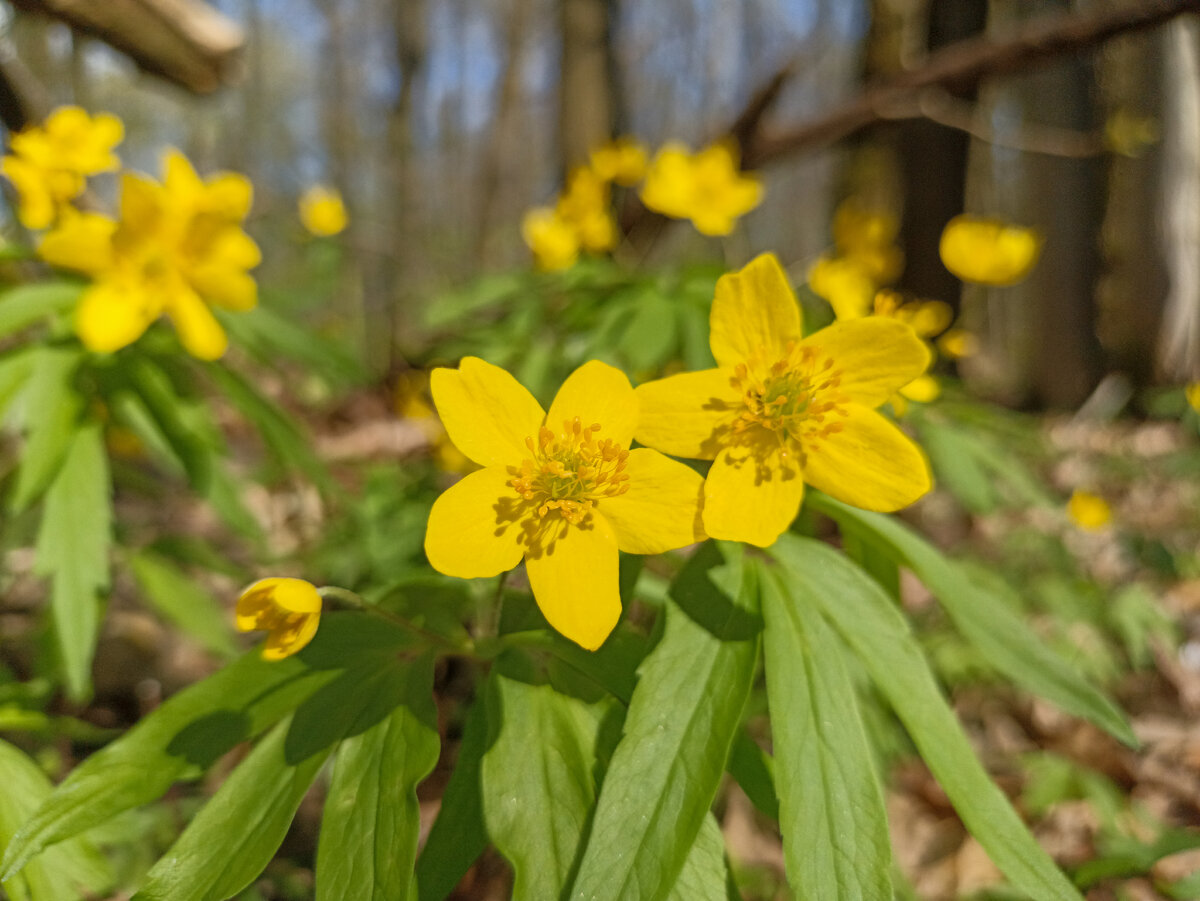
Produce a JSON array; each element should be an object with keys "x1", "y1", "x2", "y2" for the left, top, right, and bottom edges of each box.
[{"x1": 236, "y1": 578, "x2": 322, "y2": 660}]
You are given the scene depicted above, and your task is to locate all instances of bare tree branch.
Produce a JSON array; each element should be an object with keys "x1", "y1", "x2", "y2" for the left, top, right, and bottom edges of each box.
[{"x1": 10, "y1": 0, "x2": 244, "y2": 95}]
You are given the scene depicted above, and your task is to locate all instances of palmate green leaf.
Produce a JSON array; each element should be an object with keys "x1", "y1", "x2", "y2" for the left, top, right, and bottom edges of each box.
[
  {"x1": 130, "y1": 552, "x2": 238, "y2": 659},
  {"x1": 0, "y1": 739, "x2": 110, "y2": 901},
  {"x1": 808, "y1": 493, "x2": 1136, "y2": 746},
  {"x1": 314, "y1": 657, "x2": 440, "y2": 901},
  {"x1": 415, "y1": 698, "x2": 488, "y2": 901},
  {"x1": 9, "y1": 345, "x2": 84, "y2": 513},
  {"x1": 758, "y1": 564, "x2": 893, "y2": 901},
  {"x1": 34, "y1": 423, "x2": 111, "y2": 701},
  {"x1": 131, "y1": 714, "x2": 332, "y2": 901},
  {"x1": 0, "y1": 282, "x2": 82, "y2": 340},
  {"x1": 667, "y1": 814, "x2": 731, "y2": 901},
  {"x1": 568, "y1": 541, "x2": 760, "y2": 901},
  {"x1": 769, "y1": 536, "x2": 1084, "y2": 901},
  {"x1": 0, "y1": 614, "x2": 400, "y2": 880},
  {"x1": 480, "y1": 672, "x2": 608, "y2": 901}
]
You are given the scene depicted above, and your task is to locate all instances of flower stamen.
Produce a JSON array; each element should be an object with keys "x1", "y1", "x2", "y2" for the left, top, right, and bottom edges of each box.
[
  {"x1": 509, "y1": 416, "x2": 630, "y2": 524},
  {"x1": 730, "y1": 342, "x2": 850, "y2": 447}
]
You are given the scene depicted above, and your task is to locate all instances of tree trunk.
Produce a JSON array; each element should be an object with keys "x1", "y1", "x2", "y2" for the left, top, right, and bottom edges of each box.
[{"x1": 558, "y1": 0, "x2": 616, "y2": 174}]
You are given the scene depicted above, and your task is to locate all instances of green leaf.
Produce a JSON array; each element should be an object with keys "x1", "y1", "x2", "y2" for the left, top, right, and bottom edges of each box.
[
  {"x1": 416, "y1": 698, "x2": 489, "y2": 901},
  {"x1": 35, "y1": 423, "x2": 111, "y2": 701},
  {"x1": 0, "y1": 349, "x2": 36, "y2": 423},
  {"x1": 759, "y1": 564, "x2": 893, "y2": 900},
  {"x1": 568, "y1": 541, "x2": 760, "y2": 901},
  {"x1": 918, "y1": 419, "x2": 999, "y2": 514},
  {"x1": 481, "y1": 672, "x2": 608, "y2": 900},
  {"x1": 315, "y1": 657, "x2": 440, "y2": 901},
  {"x1": 130, "y1": 552, "x2": 238, "y2": 659},
  {"x1": 667, "y1": 814, "x2": 730, "y2": 901},
  {"x1": 808, "y1": 493, "x2": 1135, "y2": 747},
  {"x1": 769, "y1": 536, "x2": 1083, "y2": 901},
  {"x1": 9, "y1": 345, "x2": 84, "y2": 512},
  {"x1": 132, "y1": 714, "x2": 332, "y2": 901},
  {"x1": 125, "y1": 356, "x2": 214, "y2": 492},
  {"x1": 620, "y1": 291, "x2": 678, "y2": 371},
  {"x1": 0, "y1": 282, "x2": 82, "y2": 340},
  {"x1": 0, "y1": 739, "x2": 110, "y2": 901},
  {"x1": 0, "y1": 614, "x2": 398, "y2": 880}
]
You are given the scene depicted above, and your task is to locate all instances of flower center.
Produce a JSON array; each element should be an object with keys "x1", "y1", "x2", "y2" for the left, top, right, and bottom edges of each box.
[
  {"x1": 731, "y1": 342, "x2": 850, "y2": 447},
  {"x1": 509, "y1": 416, "x2": 630, "y2": 524}
]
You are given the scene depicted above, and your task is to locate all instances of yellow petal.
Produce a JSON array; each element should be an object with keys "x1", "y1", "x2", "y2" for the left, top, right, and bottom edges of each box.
[
  {"x1": 119, "y1": 172, "x2": 165, "y2": 235},
  {"x1": 899, "y1": 374, "x2": 940, "y2": 403},
  {"x1": 710, "y1": 253, "x2": 802, "y2": 368},
  {"x1": 262, "y1": 613, "x2": 320, "y2": 660},
  {"x1": 75, "y1": 281, "x2": 157, "y2": 353},
  {"x1": 546, "y1": 360, "x2": 637, "y2": 450},
  {"x1": 431, "y1": 356, "x2": 546, "y2": 468},
  {"x1": 799, "y1": 318, "x2": 931, "y2": 408},
  {"x1": 1187, "y1": 382, "x2": 1200, "y2": 413},
  {"x1": 189, "y1": 264, "x2": 257, "y2": 311},
  {"x1": 599, "y1": 449, "x2": 705, "y2": 553},
  {"x1": 634, "y1": 368, "x2": 739, "y2": 459},
  {"x1": 803, "y1": 404, "x2": 931, "y2": 512},
  {"x1": 939, "y1": 215, "x2": 1042, "y2": 286},
  {"x1": 2, "y1": 156, "x2": 56, "y2": 230},
  {"x1": 703, "y1": 431, "x2": 805, "y2": 547},
  {"x1": 205, "y1": 172, "x2": 255, "y2": 222},
  {"x1": 424, "y1": 466, "x2": 528, "y2": 578},
  {"x1": 163, "y1": 148, "x2": 204, "y2": 204},
  {"x1": 37, "y1": 211, "x2": 117, "y2": 274},
  {"x1": 1067, "y1": 490, "x2": 1112, "y2": 531},
  {"x1": 525, "y1": 512, "x2": 621, "y2": 650},
  {"x1": 166, "y1": 288, "x2": 228, "y2": 360}
]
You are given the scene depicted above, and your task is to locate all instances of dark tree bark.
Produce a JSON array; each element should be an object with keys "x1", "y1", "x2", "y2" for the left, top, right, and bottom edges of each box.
[{"x1": 558, "y1": 0, "x2": 616, "y2": 173}]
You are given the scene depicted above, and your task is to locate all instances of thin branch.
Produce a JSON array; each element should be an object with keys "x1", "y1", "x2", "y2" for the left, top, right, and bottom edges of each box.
[{"x1": 747, "y1": 0, "x2": 1200, "y2": 166}]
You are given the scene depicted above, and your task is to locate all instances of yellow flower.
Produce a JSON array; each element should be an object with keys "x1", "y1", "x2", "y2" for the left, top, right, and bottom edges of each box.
[
  {"x1": 1186, "y1": 382, "x2": 1200, "y2": 413},
  {"x1": 831, "y1": 202, "x2": 904, "y2": 284},
  {"x1": 939, "y1": 215, "x2": 1042, "y2": 286},
  {"x1": 635, "y1": 253, "x2": 932, "y2": 548},
  {"x1": 807, "y1": 255, "x2": 876, "y2": 320},
  {"x1": 236, "y1": 578, "x2": 322, "y2": 660},
  {"x1": 37, "y1": 149, "x2": 259, "y2": 360},
  {"x1": 1, "y1": 106, "x2": 123, "y2": 230},
  {"x1": 557, "y1": 167, "x2": 616, "y2": 252},
  {"x1": 1067, "y1": 490, "x2": 1112, "y2": 532},
  {"x1": 937, "y1": 328, "x2": 978, "y2": 359},
  {"x1": 424, "y1": 358, "x2": 705, "y2": 649},
  {"x1": 522, "y1": 206, "x2": 580, "y2": 271},
  {"x1": 589, "y1": 136, "x2": 648, "y2": 185},
  {"x1": 640, "y1": 142, "x2": 762, "y2": 236},
  {"x1": 298, "y1": 185, "x2": 348, "y2": 236}
]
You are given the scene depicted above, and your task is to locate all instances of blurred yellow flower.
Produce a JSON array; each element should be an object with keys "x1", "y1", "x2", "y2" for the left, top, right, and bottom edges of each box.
[
  {"x1": 831, "y1": 202, "x2": 904, "y2": 284},
  {"x1": 939, "y1": 215, "x2": 1042, "y2": 286},
  {"x1": 424, "y1": 358, "x2": 705, "y2": 649},
  {"x1": 807, "y1": 255, "x2": 876, "y2": 320},
  {"x1": 1105, "y1": 109, "x2": 1158, "y2": 158},
  {"x1": 237, "y1": 578, "x2": 322, "y2": 661},
  {"x1": 937, "y1": 328, "x2": 978, "y2": 359},
  {"x1": 1067, "y1": 490, "x2": 1112, "y2": 532},
  {"x1": 589, "y1": 136, "x2": 648, "y2": 186},
  {"x1": 636, "y1": 253, "x2": 933, "y2": 547},
  {"x1": 640, "y1": 142, "x2": 762, "y2": 236},
  {"x1": 37, "y1": 149, "x2": 259, "y2": 360},
  {"x1": 1, "y1": 106, "x2": 123, "y2": 230},
  {"x1": 298, "y1": 185, "x2": 348, "y2": 236},
  {"x1": 522, "y1": 206, "x2": 580, "y2": 271},
  {"x1": 1185, "y1": 382, "x2": 1200, "y2": 413},
  {"x1": 557, "y1": 167, "x2": 616, "y2": 252}
]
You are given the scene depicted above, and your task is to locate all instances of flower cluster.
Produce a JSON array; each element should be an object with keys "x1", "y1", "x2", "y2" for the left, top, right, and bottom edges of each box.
[
  {"x1": 425, "y1": 253, "x2": 933, "y2": 649},
  {"x1": 807, "y1": 203, "x2": 904, "y2": 320},
  {"x1": 1, "y1": 106, "x2": 123, "y2": 230},
  {"x1": 2, "y1": 107, "x2": 261, "y2": 360},
  {"x1": 521, "y1": 137, "x2": 763, "y2": 270}
]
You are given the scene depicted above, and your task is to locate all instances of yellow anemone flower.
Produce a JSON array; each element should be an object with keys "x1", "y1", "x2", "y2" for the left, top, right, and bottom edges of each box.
[
  {"x1": 298, "y1": 185, "x2": 348, "y2": 236},
  {"x1": 236, "y1": 578, "x2": 322, "y2": 660},
  {"x1": 807, "y1": 255, "x2": 876, "y2": 320},
  {"x1": 589, "y1": 136, "x2": 648, "y2": 185},
  {"x1": 640, "y1": 142, "x2": 762, "y2": 236},
  {"x1": 1, "y1": 106, "x2": 124, "y2": 230},
  {"x1": 939, "y1": 215, "x2": 1042, "y2": 286},
  {"x1": 937, "y1": 328, "x2": 978, "y2": 359},
  {"x1": 37, "y1": 149, "x2": 259, "y2": 360},
  {"x1": 831, "y1": 202, "x2": 904, "y2": 284},
  {"x1": 522, "y1": 206, "x2": 580, "y2": 271},
  {"x1": 1067, "y1": 490, "x2": 1112, "y2": 532},
  {"x1": 556, "y1": 167, "x2": 616, "y2": 252},
  {"x1": 635, "y1": 253, "x2": 933, "y2": 548},
  {"x1": 424, "y1": 358, "x2": 705, "y2": 649},
  {"x1": 1185, "y1": 382, "x2": 1200, "y2": 413}
]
